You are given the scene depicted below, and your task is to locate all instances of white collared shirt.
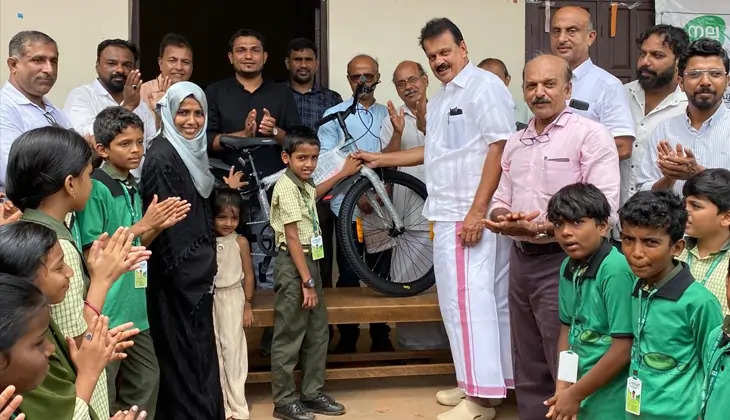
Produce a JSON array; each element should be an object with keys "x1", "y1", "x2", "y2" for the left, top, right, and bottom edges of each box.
[
  {"x1": 623, "y1": 81, "x2": 687, "y2": 205},
  {"x1": 0, "y1": 81, "x2": 72, "y2": 189},
  {"x1": 64, "y1": 79, "x2": 157, "y2": 178},
  {"x1": 379, "y1": 103, "x2": 425, "y2": 181},
  {"x1": 637, "y1": 104, "x2": 730, "y2": 195},
  {"x1": 570, "y1": 58, "x2": 636, "y2": 139},
  {"x1": 423, "y1": 62, "x2": 515, "y2": 222}
]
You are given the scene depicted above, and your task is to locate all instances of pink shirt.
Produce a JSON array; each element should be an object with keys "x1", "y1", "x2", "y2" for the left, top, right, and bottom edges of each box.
[{"x1": 492, "y1": 108, "x2": 620, "y2": 242}]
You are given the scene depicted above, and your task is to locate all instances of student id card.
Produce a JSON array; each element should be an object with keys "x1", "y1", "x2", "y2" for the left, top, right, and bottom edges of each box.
[
  {"x1": 557, "y1": 350, "x2": 579, "y2": 383},
  {"x1": 311, "y1": 235, "x2": 324, "y2": 260},
  {"x1": 135, "y1": 260, "x2": 148, "y2": 288},
  {"x1": 625, "y1": 376, "x2": 642, "y2": 415}
]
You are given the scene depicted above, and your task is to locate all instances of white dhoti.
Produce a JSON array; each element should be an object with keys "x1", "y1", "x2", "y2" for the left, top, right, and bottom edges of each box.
[{"x1": 433, "y1": 221, "x2": 513, "y2": 398}]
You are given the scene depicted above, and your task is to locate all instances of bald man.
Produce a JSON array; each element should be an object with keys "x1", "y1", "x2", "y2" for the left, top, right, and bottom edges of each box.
[
  {"x1": 317, "y1": 54, "x2": 392, "y2": 353},
  {"x1": 487, "y1": 54, "x2": 620, "y2": 419}
]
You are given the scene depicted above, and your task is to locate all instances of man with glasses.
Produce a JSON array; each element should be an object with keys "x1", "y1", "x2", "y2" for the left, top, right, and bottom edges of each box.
[
  {"x1": 485, "y1": 54, "x2": 619, "y2": 420},
  {"x1": 1, "y1": 30, "x2": 71, "y2": 191},
  {"x1": 317, "y1": 53, "x2": 391, "y2": 354},
  {"x1": 380, "y1": 60, "x2": 450, "y2": 352},
  {"x1": 637, "y1": 38, "x2": 730, "y2": 195},
  {"x1": 63, "y1": 39, "x2": 156, "y2": 178}
]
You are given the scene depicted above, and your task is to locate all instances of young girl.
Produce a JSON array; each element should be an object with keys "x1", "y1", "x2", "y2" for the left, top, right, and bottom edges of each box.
[
  {"x1": 0, "y1": 273, "x2": 146, "y2": 420},
  {"x1": 4, "y1": 126, "x2": 148, "y2": 419},
  {"x1": 212, "y1": 188, "x2": 256, "y2": 420}
]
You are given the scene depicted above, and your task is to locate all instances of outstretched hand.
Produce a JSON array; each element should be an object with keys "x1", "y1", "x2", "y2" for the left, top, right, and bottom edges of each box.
[
  {"x1": 0, "y1": 385, "x2": 24, "y2": 420},
  {"x1": 483, "y1": 210, "x2": 542, "y2": 237},
  {"x1": 223, "y1": 166, "x2": 248, "y2": 190},
  {"x1": 387, "y1": 100, "x2": 405, "y2": 135},
  {"x1": 351, "y1": 151, "x2": 383, "y2": 169},
  {"x1": 0, "y1": 194, "x2": 21, "y2": 226}
]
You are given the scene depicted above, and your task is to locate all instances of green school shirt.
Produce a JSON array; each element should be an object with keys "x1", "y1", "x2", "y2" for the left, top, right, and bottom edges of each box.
[
  {"x1": 701, "y1": 323, "x2": 730, "y2": 420},
  {"x1": 558, "y1": 239, "x2": 635, "y2": 419},
  {"x1": 627, "y1": 262, "x2": 723, "y2": 420},
  {"x1": 76, "y1": 164, "x2": 149, "y2": 330}
]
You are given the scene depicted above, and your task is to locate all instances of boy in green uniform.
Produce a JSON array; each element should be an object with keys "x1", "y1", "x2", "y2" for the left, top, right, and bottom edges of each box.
[
  {"x1": 619, "y1": 191, "x2": 723, "y2": 420},
  {"x1": 700, "y1": 265, "x2": 730, "y2": 420},
  {"x1": 543, "y1": 183, "x2": 634, "y2": 420},
  {"x1": 679, "y1": 169, "x2": 730, "y2": 315},
  {"x1": 269, "y1": 126, "x2": 360, "y2": 420},
  {"x1": 76, "y1": 106, "x2": 190, "y2": 417}
]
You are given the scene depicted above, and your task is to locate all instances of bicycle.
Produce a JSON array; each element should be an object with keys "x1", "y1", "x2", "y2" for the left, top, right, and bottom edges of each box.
[{"x1": 210, "y1": 85, "x2": 434, "y2": 297}]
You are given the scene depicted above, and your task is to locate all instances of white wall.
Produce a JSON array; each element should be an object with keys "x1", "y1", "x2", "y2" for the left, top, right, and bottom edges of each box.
[
  {"x1": 0, "y1": 0, "x2": 129, "y2": 106},
  {"x1": 327, "y1": 0, "x2": 526, "y2": 106}
]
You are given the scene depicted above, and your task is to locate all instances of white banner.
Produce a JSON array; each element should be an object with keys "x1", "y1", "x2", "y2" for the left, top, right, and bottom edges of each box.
[{"x1": 656, "y1": 0, "x2": 730, "y2": 105}]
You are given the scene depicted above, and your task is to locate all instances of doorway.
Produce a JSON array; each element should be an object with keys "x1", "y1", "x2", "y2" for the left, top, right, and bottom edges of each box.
[{"x1": 132, "y1": 0, "x2": 327, "y2": 89}]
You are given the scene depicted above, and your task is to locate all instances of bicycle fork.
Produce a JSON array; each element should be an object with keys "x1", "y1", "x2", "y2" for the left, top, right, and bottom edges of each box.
[{"x1": 359, "y1": 167, "x2": 405, "y2": 231}]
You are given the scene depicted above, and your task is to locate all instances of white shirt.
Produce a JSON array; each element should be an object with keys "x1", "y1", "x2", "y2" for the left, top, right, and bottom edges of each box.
[
  {"x1": 423, "y1": 62, "x2": 515, "y2": 222},
  {"x1": 64, "y1": 79, "x2": 157, "y2": 178},
  {"x1": 623, "y1": 81, "x2": 687, "y2": 205},
  {"x1": 637, "y1": 104, "x2": 730, "y2": 195},
  {"x1": 0, "y1": 81, "x2": 72, "y2": 190},
  {"x1": 379, "y1": 103, "x2": 425, "y2": 181},
  {"x1": 571, "y1": 58, "x2": 636, "y2": 139}
]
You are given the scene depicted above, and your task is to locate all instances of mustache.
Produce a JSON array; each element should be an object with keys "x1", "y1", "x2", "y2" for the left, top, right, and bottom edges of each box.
[
  {"x1": 404, "y1": 88, "x2": 418, "y2": 96},
  {"x1": 532, "y1": 97, "x2": 551, "y2": 105},
  {"x1": 436, "y1": 63, "x2": 449, "y2": 72},
  {"x1": 695, "y1": 87, "x2": 715, "y2": 94},
  {"x1": 638, "y1": 66, "x2": 656, "y2": 77}
]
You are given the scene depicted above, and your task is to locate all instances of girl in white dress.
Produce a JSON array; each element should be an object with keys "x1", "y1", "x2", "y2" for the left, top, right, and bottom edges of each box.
[{"x1": 212, "y1": 188, "x2": 255, "y2": 420}]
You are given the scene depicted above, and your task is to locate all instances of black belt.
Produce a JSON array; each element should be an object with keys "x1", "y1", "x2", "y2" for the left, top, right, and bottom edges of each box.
[{"x1": 514, "y1": 241, "x2": 563, "y2": 256}]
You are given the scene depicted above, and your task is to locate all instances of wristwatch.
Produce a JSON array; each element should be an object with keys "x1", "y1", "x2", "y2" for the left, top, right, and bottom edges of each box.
[
  {"x1": 302, "y1": 278, "x2": 315, "y2": 288},
  {"x1": 272, "y1": 127, "x2": 279, "y2": 137}
]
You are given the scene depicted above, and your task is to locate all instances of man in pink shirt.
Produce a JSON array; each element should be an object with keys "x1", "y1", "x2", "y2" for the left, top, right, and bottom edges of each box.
[{"x1": 485, "y1": 54, "x2": 619, "y2": 420}]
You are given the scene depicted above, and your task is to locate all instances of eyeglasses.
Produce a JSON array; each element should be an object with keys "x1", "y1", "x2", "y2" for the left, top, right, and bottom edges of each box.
[
  {"x1": 518, "y1": 130, "x2": 551, "y2": 146},
  {"x1": 43, "y1": 111, "x2": 59, "y2": 127},
  {"x1": 348, "y1": 73, "x2": 376, "y2": 83},
  {"x1": 683, "y1": 69, "x2": 727, "y2": 80},
  {"x1": 394, "y1": 75, "x2": 423, "y2": 89}
]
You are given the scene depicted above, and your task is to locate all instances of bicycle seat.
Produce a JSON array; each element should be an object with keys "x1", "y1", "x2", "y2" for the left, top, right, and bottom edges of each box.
[{"x1": 220, "y1": 135, "x2": 277, "y2": 151}]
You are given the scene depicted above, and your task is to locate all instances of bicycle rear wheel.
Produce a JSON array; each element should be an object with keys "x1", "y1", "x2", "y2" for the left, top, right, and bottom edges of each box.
[{"x1": 335, "y1": 169, "x2": 434, "y2": 297}]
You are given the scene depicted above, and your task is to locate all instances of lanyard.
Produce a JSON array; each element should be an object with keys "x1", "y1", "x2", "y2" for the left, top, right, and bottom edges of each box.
[
  {"x1": 119, "y1": 180, "x2": 142, "y2": 246},
  {"x1": 632, "y1": 287, "x2": 658, "y2": 376},
  {"x1": 700, "y1": 334, "x2": 727, "y2": 417},
  {"x1": 568, "y1": 266, "x2": 588, "y2": 350},
  {"x1": 687, "y1": 251, "x2": 725, "y2": 286},
  {"x1": 69, "y1": 212, "x2": 83, "y2": 251}
]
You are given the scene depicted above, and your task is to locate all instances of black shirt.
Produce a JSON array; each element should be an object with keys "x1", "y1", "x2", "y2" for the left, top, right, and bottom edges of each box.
[{"x1": 206, "y1": 77, "x2": 301, "y2": 170}]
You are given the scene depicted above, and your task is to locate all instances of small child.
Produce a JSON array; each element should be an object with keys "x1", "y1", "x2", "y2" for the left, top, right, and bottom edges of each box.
[
  {"x1": 76, "y1": 106, "x2": 191, "y2": 417},
  {"x1": 269, "y1": 126, "x2": 360, "y2": 420},
  {"x1": 699, "y1": 264, "x2": 730, "y2": 419},
  {"x1": 678, "y1": 168, "x2": 730, "y2": 315},
  {"x1": 544, "y1": 183, "x2": 634, "y2": 419},
  {"x1": 619, "y1": 191, "x2": 723, "y2": 420},
  {"x1": 211, "y1": 188, "x2": 256, "y2": 420}
]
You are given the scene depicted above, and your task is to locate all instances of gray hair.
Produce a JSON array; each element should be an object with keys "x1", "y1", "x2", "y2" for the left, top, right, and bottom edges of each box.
[{"x1": 9, "y1": 31, "x2": 56, "y2": 58}]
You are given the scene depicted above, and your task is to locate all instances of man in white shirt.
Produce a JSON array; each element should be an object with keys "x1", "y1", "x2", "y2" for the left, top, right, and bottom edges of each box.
[
  {"x1": 637, "y1": 38, "x2": 730, "y2": 195},
  {"x1": 380, "y1": 60, "x2": 450, "y2": 352},
  {"x1": 477, "y1": 57, "x2": 533, "y2": 128},
  {"x1": 64, "y1": 39, "x2": 156, "y2": 178},
  {"x1": 550, "y1": 6, "x2": 635, "y2": 161},
  {"x1": 356, "y1": 18, "x2": 515, "y2": 420},
  {"x1": 623, "y1": 25, "x2": 688, "y2": 205},
  {"x1": 0, "y1": 31, "x2": 71, "y2": 190}
]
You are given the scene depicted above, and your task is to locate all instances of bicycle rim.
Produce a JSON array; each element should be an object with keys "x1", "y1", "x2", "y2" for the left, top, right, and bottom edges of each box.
[{"x1": 336, "y1": 169, "x2": 435, "y2": 296}]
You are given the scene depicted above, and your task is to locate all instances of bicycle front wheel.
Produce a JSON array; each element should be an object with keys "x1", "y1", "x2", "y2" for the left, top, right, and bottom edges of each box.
[{"x1": 335, "y1": 169, "x2": 434, "y2": 296}]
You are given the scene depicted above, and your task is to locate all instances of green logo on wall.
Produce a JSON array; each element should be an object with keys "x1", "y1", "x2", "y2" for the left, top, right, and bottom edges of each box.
[{"x1": 685, "y1": 15, "x2": 727, "y2": 42}]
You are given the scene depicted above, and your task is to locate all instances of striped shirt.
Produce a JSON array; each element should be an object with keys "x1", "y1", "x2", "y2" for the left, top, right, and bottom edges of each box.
[
  {"x1": 678, "y1": 239, "x2": 730, "y2": 315},
  {"x1": 636, "y1": 104, "x2": 730, "y2": 195}
]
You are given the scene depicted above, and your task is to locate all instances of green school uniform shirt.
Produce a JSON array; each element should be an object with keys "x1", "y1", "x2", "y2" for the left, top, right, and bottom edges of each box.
[
  {"x1": 701, "y1": 323, "x2": 730, "y2": 420},
  {"x1": 558, "y1": 239, "x2": 634, "y2": 419},
  {"x1": 627, "y1": 261, "x2": 723, "y2": 420},
  {"x1": 76, "y1": 164, "x2": 149, "y2": 330}
]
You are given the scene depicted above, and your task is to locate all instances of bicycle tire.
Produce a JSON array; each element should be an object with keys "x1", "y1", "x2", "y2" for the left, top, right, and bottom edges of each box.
[{"x1": 335, "y1": 169, "x2": 435, "y2": 297}]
